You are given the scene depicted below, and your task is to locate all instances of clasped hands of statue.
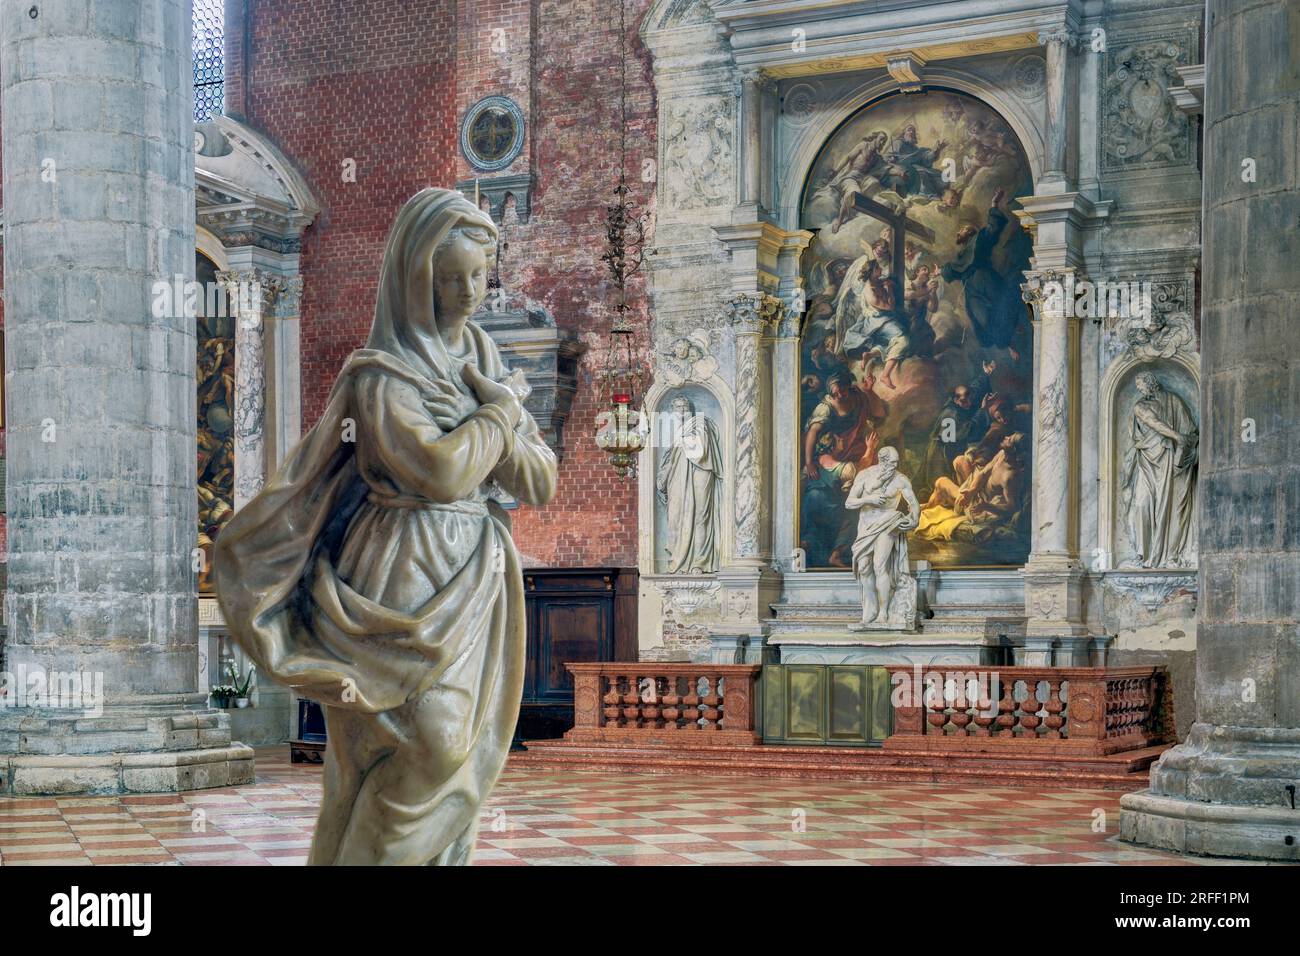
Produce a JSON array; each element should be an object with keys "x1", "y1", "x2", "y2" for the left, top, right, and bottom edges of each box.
[{"x1": 421, "y1": 363, "x2": 528, "y2": 433}]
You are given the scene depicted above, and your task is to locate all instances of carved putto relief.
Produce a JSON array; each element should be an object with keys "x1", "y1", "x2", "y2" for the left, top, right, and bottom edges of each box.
[
  {"x1": 662, "y1": 100, "x2": 732, "y2": 209},
  {"x1": 657, "y1": 331, "x2": 720, "y2": 386},
  {"x1": 1100, "y1": 276, "x2": 1196, "y2": 367},
  {"x1": 1102, "y1": 36, "x2": 1193, "y2": 170}
]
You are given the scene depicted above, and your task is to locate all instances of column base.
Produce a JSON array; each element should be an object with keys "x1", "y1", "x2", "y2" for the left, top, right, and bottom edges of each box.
[
  {"x1": 0, "y1": 704, "x2": 256, "y2": 795},
  {"x1": 1022, "y1": 554, "x2": 1088, "y2": 639},
  {"x1": 1012, "y1": 636, "x2": 1056, "y2": 666},
  {"x1": 1119, "y1": 722, "x2": 1300, "y2": 861},
  {"x1": 706, "y1": 626, "x2": 775, "y2": 665}
]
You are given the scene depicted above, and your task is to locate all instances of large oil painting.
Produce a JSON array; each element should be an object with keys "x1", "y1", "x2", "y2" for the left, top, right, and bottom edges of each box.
[{"x1": 798, "y1": 90, "x2": 1035, "y2": 568}]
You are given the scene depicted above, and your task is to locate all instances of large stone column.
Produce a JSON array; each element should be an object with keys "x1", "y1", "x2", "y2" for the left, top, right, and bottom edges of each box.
[
  {"x1": 0, "y1": 0, "x2": 252, "y2": 793},
  {"x1": 1120, "y1": 0, "x2": 1300, "y2": 861}
]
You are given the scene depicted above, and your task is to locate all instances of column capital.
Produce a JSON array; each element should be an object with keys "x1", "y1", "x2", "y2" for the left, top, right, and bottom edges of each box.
[
  {"x1": 217, "y1": 268, "x2": 285, "y2": 329},
  {"x1": 1037, "y1": 26, "x2": 1079, "y2": 49},
  {"x1": 724, "y1": 292, "x2": 785, "y2": 336}
]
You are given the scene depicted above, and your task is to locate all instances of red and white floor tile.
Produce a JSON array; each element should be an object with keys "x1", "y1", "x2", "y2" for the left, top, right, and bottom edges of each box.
[{"x1": 0, "y1": 749, "x2": 1262, "y2": 866}]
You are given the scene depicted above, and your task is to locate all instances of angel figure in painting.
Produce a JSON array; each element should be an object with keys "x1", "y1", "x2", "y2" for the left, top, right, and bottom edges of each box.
[{"x1": 214, "y1": 188, "x2": 557, "y2": 865}]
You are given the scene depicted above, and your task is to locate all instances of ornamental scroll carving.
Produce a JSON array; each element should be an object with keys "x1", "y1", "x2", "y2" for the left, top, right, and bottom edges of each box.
[
  {"x1": 1101, "y1": 34, "x2": 1194, "y2": 171},
  {"x1": 726, "y1": 293, "x2": 784, "y2": 560},
  {"x1": 663, "y1": 99, "x2": 733, "y2": 209}
]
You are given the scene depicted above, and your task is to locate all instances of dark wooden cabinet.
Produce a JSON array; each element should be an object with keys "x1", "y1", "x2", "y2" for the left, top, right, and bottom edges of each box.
[{"x1": 516, "y1": 567, "x2": 637, "y2": 744}]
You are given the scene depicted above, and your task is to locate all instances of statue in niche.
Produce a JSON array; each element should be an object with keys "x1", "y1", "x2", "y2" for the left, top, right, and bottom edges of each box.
[
  {"x1": 846, "y1": 446, "x2": 920, "y2": 629},
  {"x1": 1121, "y1": 371, "x2": 1197, "y2": 568},
  {"x1": 214, "y1": 189, "x2": 557, "y2": 865},
  {"x1": 656, "y1": 395, "x2": 723, "y2": 573}
]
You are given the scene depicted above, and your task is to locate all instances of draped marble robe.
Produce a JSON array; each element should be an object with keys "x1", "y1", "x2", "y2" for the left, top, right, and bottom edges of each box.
[
  {"x1": 657, "y1": 412, "x2": 723, "y2": 573},
  {"x1": 214, "y1": 189, "x2": 556, "y2": 865},
  {"x1": 1122, "y1": 380, "x2": 1197, "y2": 568}
]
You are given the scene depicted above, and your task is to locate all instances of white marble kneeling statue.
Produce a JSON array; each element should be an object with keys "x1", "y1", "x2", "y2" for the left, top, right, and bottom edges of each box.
[{"x1": 846, "y1": 447, "x2": 920, "y2": 630}]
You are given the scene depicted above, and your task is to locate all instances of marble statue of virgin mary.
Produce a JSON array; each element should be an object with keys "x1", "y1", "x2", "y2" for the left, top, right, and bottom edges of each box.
[{"x1": 214, "y1": 188, "x2": 557, "y2": 865}]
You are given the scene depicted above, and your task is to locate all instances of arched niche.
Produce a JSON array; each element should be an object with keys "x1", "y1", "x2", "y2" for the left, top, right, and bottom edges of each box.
[
  {"x1": 1099, "y1": 354, "x2": 1200, "y2": 570},
  {"x1": 638, "y1": 376, "x2": 735, "y2": 576}
]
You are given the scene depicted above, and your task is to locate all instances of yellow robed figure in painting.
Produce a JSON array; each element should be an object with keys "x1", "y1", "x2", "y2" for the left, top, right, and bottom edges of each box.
[{"x1": 214, "y1": 189, "x2": 557, "y2": 865}]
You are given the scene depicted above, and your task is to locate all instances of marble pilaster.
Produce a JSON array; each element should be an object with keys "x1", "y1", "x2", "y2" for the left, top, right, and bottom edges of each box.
[
  {"x1": 218, "y1": 269, "x2": 280, "y2": 509},
  {"x1": 1037, "y1": 26, "x2": 1078, "y2": 192}
]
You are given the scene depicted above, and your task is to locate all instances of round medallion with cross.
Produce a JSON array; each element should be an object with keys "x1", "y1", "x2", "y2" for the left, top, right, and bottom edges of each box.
[{"x1": 461, "y1": 96, "x2": 526, "y2": 172}]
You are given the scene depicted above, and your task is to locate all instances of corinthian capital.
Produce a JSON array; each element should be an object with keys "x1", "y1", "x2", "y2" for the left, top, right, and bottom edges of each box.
[{"x1": 725, "y1": 292, "x2": 785, "y2": 335}]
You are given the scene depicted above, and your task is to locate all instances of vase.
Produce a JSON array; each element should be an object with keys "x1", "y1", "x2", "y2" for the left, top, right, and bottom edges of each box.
[{"x1": 236, "y1": 698, "x2": 250, "y2": 708}]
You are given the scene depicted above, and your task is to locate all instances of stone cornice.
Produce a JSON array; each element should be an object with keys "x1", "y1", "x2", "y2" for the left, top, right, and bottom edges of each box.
[{"x1": 711, "y1": 0, "x2": 1082, "y2": 78}]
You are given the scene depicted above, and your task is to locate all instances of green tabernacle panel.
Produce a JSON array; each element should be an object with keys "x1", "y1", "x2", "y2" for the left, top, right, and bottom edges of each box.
[{"x1": 762, "y1": 664, "x2": 892, "y2": 746}]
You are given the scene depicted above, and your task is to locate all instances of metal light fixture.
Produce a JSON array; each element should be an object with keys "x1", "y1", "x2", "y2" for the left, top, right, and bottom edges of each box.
[{"x1": 593, "y1": 0, "x2": 648, "y2": 479}]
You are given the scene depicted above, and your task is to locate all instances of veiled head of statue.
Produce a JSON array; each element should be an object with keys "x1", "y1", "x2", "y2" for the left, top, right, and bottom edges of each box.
[{"x1": 369, "y1": 188, "x2": 498, "y2": 380}]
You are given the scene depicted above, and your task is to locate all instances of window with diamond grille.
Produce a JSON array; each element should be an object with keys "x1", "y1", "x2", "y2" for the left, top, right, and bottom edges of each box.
[{"x1": 193, "y1": 0, "x2": 224, "y2": 122}]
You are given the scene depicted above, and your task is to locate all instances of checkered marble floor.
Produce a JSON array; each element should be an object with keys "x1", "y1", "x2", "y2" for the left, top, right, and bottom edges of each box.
[{"x1": 0, "y1": 748, "x2": 1249, "y2": 866}]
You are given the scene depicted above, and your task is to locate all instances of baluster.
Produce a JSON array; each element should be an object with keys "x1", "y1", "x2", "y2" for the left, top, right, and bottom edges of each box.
[
  {"x1": 603, "y1": 674, "x2": 623, "y2": 727},
  {"x1": 700, "y1": 673, "x2": 721, "y2": 731},
  {"x1": 1112, "y1": 676, "x2": 1123, "y2": 738},
  {"x1": 1019, "y1": 677, "x2": 1042, "y2": 737},
  {"x1": 682, "y1": 674, "x2": 701, "y2": 730},
  {"x1": 971, "y1": 673, "x2": 996, "y2": 736},
  {"x1": 996, "y1": 676, "x2": 1017, "y2": 736},
  {"x1": 949, "y1": 675, "x2": 971, "y2": 736},
  {"x1": 925, "y1": 671, "x2": 948, "y2": 735},
  {"x1": 661, "y1": 674, "x2": 681, "y2": 730},
  {"x1": 622, "y1": 673, "x2": 641, "y2": 728},
  {"x1": 642, "y1": 673, "x2": 662, "y2": 728},
  {"x1": 1043, "y1": 678, "x2": 1064, "y2": 738}
]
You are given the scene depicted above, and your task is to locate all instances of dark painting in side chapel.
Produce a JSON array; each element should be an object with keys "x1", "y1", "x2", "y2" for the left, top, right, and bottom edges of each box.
[
  {"x1": 196, "y1": 252, "x2": 234, "y2": 593},
  {"x1": 798, "y1": 90, "x2": 1035, "y2": 569}
]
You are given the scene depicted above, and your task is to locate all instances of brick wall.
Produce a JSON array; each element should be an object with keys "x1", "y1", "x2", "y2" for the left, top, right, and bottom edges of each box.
[
  {"x1": 236, "y1": 0, "x2": 461, "y2": 430},
  {"x1": 237, "y1": 0, "x2": 655, "y2": 569},
  {"x1": 481, "y1": 0, "x2": 655, "y2": 568}
]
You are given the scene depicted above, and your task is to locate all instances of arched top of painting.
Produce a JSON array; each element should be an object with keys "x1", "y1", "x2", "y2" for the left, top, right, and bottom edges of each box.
[
  {"x1": 798, "y1": 88, "x2": 1033, "y2": 232},
  {"x1": 795, "y1": 88, "x2": 1036, "y2": 570}
]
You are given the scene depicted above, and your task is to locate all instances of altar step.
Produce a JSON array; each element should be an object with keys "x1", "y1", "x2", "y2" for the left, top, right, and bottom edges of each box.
[{"x1": 512, "y1": 739, "x2": 1169, "y2": 791}]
